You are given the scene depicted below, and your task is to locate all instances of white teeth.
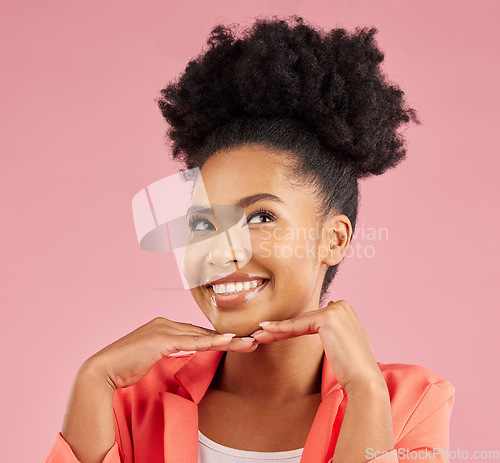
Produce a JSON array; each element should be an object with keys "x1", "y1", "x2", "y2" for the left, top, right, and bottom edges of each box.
[{"x1": 212, "y1": 280, "x2": 265, "y2": 295}]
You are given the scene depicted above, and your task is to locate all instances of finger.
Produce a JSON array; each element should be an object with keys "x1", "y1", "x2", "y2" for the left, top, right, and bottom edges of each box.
[
  {"x1": 207, "y1": 338, "x2": 260, "y2": 352},
  {"x1": 170, "y1": 320, "x2": 220, "y2": 335},
  {"x1": 256, "y1": 315, "x2": 318, "y2": 336},
  {"x1": 181, "y1": 323, "x2": 220, "y2": 335},
  {"x1": 249, "y1": 329, "x2": 292, "y2": 343},
  {"x1": 250, "y1": 327, "x2": 314, "y2": 343},
  {"x1": 249, "y1": 322, "x2": 305, "y2": 343},
  {"x1": 156, "y1": 319, "x2": 221, "y2": 337},
  {"x1": 332, "y1": 300, "x2": 358, "y2": 319},
  {"x1": 167, "y1": 333, "x2": 235, "y2": 353}
]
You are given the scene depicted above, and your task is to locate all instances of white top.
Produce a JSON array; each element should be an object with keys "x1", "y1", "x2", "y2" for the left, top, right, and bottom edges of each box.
[{"x1": 198, "y1": 430, "x2": 304, "y2": 463}]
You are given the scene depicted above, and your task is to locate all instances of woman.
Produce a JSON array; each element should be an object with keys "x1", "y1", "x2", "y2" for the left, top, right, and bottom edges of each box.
[{"x1": 46, "y1": 15, "x2": 455, "y2": 463}]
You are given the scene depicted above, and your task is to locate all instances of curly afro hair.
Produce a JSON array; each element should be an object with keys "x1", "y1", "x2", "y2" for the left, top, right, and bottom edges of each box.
[{"x1": 155, "y1": 15, "x2": 420, "y2": 306}]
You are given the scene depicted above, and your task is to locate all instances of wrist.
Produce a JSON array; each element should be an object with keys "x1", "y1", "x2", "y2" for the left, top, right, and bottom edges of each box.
[
  {"x1": 79, "y1": 358, "x2": 117, "y2": 395},
  {"x1": 344, "y1": 374, "x2": 388, "y2": 397}
]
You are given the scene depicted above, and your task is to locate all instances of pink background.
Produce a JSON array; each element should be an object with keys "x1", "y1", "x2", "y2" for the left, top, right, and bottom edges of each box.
[{"x1": 1, "y1": 1, "x2": 499, "y2": 461}]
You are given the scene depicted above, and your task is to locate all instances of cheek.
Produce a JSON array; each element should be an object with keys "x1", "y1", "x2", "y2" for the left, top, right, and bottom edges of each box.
[
  {"x1": 251, "y1": 231, "x2": 273, "y2": 259},
  {"x1": 284, "y1": 239, "x2": 319, "y2": 283},
  {"x1": 262, "y1": 236, "x2": 319, "y2": 288},
  {"x1": 252, "y1": 226, "x2": 319, "y2": 263},
  {"x1": 181, "y1": 241, "x2": 210, "y2": 288}
]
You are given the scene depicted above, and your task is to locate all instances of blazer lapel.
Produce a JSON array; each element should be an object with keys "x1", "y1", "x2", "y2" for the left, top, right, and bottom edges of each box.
[
  {"x1": 162, "y1": 393, "x2": 198, "y2": 463},
  {"x1": 300, "y1": 352, "x2": 345, "y2": 463},
  {"x1": 161, "y1": 351, "x2": 225, "y2": 463},
  {"x1": 161, "y1": 350, "x2": 346, "y2": 463}
]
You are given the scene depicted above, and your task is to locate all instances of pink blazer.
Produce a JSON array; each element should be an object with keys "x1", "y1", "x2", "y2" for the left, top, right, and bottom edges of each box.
[{"x1": 45, "y1": 350, "x2": 455, "y2": 463}]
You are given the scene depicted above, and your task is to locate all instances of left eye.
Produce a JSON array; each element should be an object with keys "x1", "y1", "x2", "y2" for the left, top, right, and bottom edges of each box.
[{"x1": 247, "y1": 211, "x2": 274, "y2": 225}]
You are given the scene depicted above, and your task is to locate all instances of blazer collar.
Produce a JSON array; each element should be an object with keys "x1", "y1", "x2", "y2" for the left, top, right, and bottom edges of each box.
[
  {"x1": 172, "y1": 349, "x2": 342, "y2": 403},
  {"x1": 161, "y1": 349, "x2": 345, "y2": 463}
]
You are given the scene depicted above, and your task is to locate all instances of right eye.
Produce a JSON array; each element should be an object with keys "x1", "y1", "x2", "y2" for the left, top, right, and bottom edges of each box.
[{"x1": 187, "y1": 214, "x2": 215, "y2": 231}]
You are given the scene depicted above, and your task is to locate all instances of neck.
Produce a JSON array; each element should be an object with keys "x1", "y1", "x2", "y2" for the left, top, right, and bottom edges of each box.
[{"x1": 213, "y1": 333, "x2": 325, "y2": 404}]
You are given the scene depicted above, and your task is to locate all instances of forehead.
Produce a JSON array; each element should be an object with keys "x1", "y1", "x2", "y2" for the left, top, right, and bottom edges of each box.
[{"x1": 192, "y1": 144, "x2": 303, "y2": 204}]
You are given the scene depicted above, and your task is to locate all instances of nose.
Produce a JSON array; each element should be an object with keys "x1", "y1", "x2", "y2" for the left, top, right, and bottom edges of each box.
[{"x1": 207, "y1": 231, "x2": 248, "y2": 269}]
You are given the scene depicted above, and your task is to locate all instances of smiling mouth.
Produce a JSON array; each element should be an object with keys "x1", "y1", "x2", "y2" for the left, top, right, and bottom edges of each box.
[
  {"x1": 206, "y1": 279, "x2": 270, "y2": 307},
  {"x1": 207, "y1": 279, "x2": 267, "y2": 295}
]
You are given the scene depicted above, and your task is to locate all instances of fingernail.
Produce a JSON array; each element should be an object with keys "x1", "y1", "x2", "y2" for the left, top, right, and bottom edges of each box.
[
  {"x1": 241, "y1": 337, "x2": 256, "y2": 342},
  {"x1": 222, "y1": 333, "x2": 236, "y2": 337},
  {"x1": 249, "y1": 329, "x2": 264, "y2": 336},
  {"x1": 259, "y1": 321, "x2": 271, "y2": 327}
]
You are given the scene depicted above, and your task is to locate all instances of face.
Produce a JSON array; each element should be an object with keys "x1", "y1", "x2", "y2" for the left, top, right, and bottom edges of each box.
[{"x1": 183, "y1": 144, "x2": 350, "y2": 337}]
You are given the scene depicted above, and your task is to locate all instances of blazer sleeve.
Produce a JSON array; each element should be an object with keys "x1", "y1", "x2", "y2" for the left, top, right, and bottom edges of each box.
[
  {"x1": 328, "y1": 378, "x2": 455, "y2": 463},
  {"x1": 44, "y1": 406, "x2": 124, "y2": 463}
]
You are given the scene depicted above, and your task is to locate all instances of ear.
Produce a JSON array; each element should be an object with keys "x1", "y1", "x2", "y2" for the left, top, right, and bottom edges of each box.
[{"x1": 318, "y1": 213, "x2": 352, "y2": 266}]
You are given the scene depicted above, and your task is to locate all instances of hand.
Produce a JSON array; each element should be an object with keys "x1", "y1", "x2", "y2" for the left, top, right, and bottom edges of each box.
[
  {"x1": 249, "y1": 300, "x2": 385, "y2": 393},
  {"x1": 83, "y1": 317, "x2": 259, "y2": 391}
]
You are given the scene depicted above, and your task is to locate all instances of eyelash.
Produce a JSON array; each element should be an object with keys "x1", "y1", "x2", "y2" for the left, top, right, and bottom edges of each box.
[
  {"x1": 187, "y1": 214, "x2": 208, "y2": 231},
  {"x1": 187, "y1": 208, "x2": 275, "y2": 230},
  {"x1": 248, "y1": 208, "x2": 276, "y2": 225}
]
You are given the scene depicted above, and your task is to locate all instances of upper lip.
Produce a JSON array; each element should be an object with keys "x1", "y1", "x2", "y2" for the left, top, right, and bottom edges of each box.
[{"x1": 204, "y1": 272, "x2": 269, "y2": 287}]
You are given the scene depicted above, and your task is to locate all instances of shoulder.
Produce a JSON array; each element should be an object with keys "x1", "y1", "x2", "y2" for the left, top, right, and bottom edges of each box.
[
  {"x1": 376, "y1": 361, "x2": 456, "y2": 441},
  {"x1": 377, "y1": 361, "x2": 455, "y2": 399}
]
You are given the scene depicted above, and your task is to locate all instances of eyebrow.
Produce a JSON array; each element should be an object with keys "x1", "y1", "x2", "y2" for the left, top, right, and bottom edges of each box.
[{"x1": 187, "y1": 193, "x2": 284, "y2": 216}]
